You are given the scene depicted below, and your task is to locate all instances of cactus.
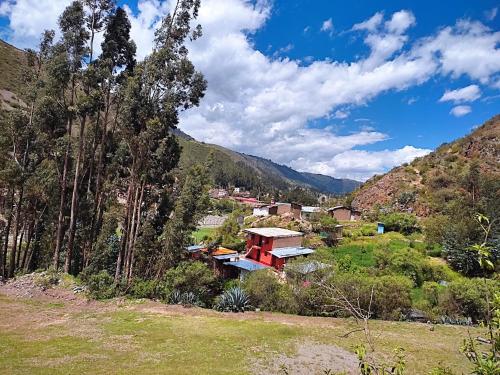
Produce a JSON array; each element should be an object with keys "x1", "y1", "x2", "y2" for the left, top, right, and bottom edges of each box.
[{"x1": 215, "y1": 287, "x2": 251, "y2": 312}]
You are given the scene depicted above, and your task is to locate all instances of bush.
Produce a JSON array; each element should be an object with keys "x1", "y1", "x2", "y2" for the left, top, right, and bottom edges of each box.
[
  {"x1": 381, "y1": 212, "x2": 419, "y2": 235},
  {"x1": 163, "y1": 261, "x2": 220, "y2": 306},
  {"x1": 441, "y1": 278, "x2": 499, "y2": 322},
  {"x1": 324, "y1": 273, "x2": 412, "y2": 320},
  {"x1": 214, "y1": 287, "x2": 251, "y2": 312},
  {"x1": 243, "y1": 270, "x2": 298, "y2": 313},
  {"x1": 129, "y1": 279, "x2": 159, "y2": 299},
  {"x1": 87, "y1": 270, "x2": 115, "y2": 300}
]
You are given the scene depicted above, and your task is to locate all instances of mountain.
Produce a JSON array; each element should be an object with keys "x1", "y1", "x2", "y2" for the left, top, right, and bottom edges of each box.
[
  {"x1": 0, "y1": 38, "x2": 360, "y2": 196},
  {"x1": 351, "y1": 115, "x2": 500, "y2": 216},
  {"x1": 177, "y1": 133, "x2": 361, "y2": 194}
]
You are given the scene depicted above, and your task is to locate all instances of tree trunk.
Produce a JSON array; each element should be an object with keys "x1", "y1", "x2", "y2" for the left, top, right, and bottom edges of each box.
[
  {"x1": 127, "y1": 181, "x2": 145, "y2": 283},
  {"x1": 9, "y1": 186, "x2": 24, "y2": 277},
  {"x1": 15, "y1": 221, "x2": 26, "y2": 269},
  {"x1": 21, "y1": 220, "x2": 34, "y2": 271},
  {"x1": 115, "y1": 182, "x2": 133, "y2": 283},
  {"x1": 65, "y1": 115, "x2": 87, "y2": 274},
  {"x1": 1, "y1": 189, "x2": 15, "y2": 278},
  {"x1": 54, "y1": 78, "x2": 75, "y2": 270}
]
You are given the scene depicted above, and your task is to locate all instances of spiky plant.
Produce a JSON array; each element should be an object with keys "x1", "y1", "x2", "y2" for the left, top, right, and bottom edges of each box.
[
  {"x1": 168, "y1": 289, "x2": 182, "y2": 304},
  {"x1": 215, "y1": 287, "x2": 251, "y2": 312}
]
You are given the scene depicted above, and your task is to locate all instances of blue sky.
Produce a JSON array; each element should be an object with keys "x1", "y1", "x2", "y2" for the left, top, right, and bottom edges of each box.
[{"x1": 1, "y1": 0, "x2": 499, "y2": 180}]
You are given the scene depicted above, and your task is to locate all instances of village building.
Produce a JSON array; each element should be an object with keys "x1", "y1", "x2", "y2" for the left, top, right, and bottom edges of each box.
[
  {"x1": 300, "y1": 206, "x2": 321, "y2": 220},
  {"x1": 242, "y1": 228, "x2": 314, "y2": 270},
  {"x1": 328, "y1": 205, "x2": 361, "y2": 221},
  {"x1": 252, "y1": 202, "x2": 292, "y2": 217},
  {"x1": 209, "y1": 188, "x2": 228, "y2": 199}
]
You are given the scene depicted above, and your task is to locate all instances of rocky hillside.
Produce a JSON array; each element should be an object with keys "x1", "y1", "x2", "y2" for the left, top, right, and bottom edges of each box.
[{"x1": 352, "y1": 115, "x2": 500, "y2": 216}]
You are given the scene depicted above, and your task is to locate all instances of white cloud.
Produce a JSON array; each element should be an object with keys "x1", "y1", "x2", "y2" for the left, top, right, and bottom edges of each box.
[
  {"x1": 321, "y1": 18, "x2": 333, "y2": 33},
  {"x1": 384, "y1": 10, "x2": 416, "y2": 35},
  {"x1": 352, "y1": 12, "x2": 383, "y2": 32},
  {"x1": 0, "y1": 0, "x2": 69, "y2": 48},
  {"x1": 450, "y1": 105, "x2": 472, "y2": 117},
  {"x1": 485, "y1": 7, "x2": 498, "y2": 21},
  {"x1": 1, "y1": 1, "x2": 500, "y2": 180},
  {"x1": 292, "y1": 145, "x2": 431, "y2": 181},
  {"x1": 439, "y1": 84, "x2": 481, "y2": 103},
  {"x1": 413, "y1": 20, "x2": 500, "y2": 84}
]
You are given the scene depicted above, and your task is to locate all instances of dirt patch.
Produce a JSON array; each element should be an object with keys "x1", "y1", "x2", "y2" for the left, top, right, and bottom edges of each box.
[{"x1": 253, "y1": 341, "x2": 358, "y2": 375}]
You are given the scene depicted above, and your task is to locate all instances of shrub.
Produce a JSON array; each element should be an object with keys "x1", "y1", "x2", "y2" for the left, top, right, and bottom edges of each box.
[
  {"x1": 33, "y1": 269, "x2": 60, "y2": 289},
  {"x1": 163, "y1": 261, "x2": 220, "y2": 306},
  {"x1": 87, "y1": 270, "x2": 115, "y2": 300},
  {"x1": 441, "y1": 278, "x2": 499, "y2": 322},
  {"x1": 324, "y1": 273, "x2": 412, "y2": 320},
  {"x1": 423, "y1": 214, "x2": 451, "y2": 246},
  {"x1": 214, "y1": 287, "x2": 251, "y2": 312},
  {"x1": 243, "y1": 270, "x2": 298, "y2": 313},
  {"x1": 129, "y1": 279, "x2": 159, "y2": 299},
  {"x1": 381, "y1": 212, "x2": 419, "y2": 235}
]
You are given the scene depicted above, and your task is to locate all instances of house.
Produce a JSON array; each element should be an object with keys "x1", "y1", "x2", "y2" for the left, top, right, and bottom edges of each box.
[
  {"x1": 185, "y1": 245, "x2": 239, "y2": 276},
  {"x1": 197, "y1": 214, "x2": 228, "y2": 228},
  {"x1": 291, "y1": 203, "x2": 302, "y2": 220},
  {"x1": 300, "y1": 206, "x2": 321, "y2": 220},
  {"x1": 232, "y1": 197, "x2": 264, "y2": 207},
  {"x1": 242, "y1": 227, "x2": 314, "y2": 270},
  {"x1": 268, "y1": 203, "x2": 292, "y2": 215},
  {"x1": 252, "y1": 202, "x2": 293, "y2": 217},
  {"x1": 328, "y1": 206, "x2": 361, "y2": 221},
  {"x1": 253, "y1": 204, "x2": 270, "y2": 217},
  {"x1": 209, "y1": 188, "x2": 228, "y2": 199}
]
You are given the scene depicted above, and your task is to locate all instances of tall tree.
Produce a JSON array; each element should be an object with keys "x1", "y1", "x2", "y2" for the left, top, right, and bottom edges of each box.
[
  {"x1": 53, "y1": 1, "x2": 90, "y2": 270},
  {"x1": 114, "y1": 0, "x2": 207, "y2": 283}
]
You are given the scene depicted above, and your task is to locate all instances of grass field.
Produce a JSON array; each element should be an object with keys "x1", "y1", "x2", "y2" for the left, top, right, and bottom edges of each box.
[
  {"x1": 192, "y1": 227, "x2": 217, "y2": 243},
  {"x1": 0, "y1": 291, "x2": 478, "y2": 374}
]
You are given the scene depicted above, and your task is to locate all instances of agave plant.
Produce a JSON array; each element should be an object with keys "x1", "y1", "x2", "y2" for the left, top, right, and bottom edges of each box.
[
  {"x1": 215, "y1": 287, "x2": 251, "y2": 313},
  {"x1": 168, "y1": 289, "x2": 182, "y2": 304},
  {"x1": 181, "y1": 291, "x2": 198, "y2": 305}
]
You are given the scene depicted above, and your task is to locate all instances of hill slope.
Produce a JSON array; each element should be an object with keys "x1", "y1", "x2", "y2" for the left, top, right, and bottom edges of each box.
[
  {"x1": 352, "y1": 115, "x2": 500, "y2": 215},
  {"x1": 177, "y1": 134, "x2": 361, "y2": 194},
  {"x1": 0, "y1": 38, "x2": 359, "y2": 195}
]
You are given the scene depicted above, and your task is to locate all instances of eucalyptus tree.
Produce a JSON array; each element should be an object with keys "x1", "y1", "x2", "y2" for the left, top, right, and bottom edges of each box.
[
  {"x1": 0, "y1": 30, "x2": 56, "y2": 278},
  {"x1": 53, "y1": 0, "x2": 90, "y2": 270},
  {"x1": 114, "y1": 0, "x2": 207, "y2": 283}
]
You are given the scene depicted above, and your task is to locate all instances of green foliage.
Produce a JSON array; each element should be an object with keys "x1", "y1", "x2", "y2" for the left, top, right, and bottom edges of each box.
[
  {"x1": 214, "y1": 287, "x2": 251, "y2": 312},
  {"x1": 129, "y1": 279, "x2": 159, "y2": 299},
  {"x1": 355, "y1": 345, "x2": 406, "y2": 375},
  {"x1": 162, "y1": 261, "x2": 220, "y2": 306},
  {"x1": 323, "y1": 273, "x2": 413, "y2": 320},
  {"x1": 381, "y1": 212, "x2": 419, "y2": 235},
  {"x1": 87, "y1": 270, "x2": 115, "y2": 300},
  {"x1": 443, "y1": 278, "x2": 499, "y2": 322},
  {"x1": 243, "y1": 270, "x2": 298, "y2": 313}
]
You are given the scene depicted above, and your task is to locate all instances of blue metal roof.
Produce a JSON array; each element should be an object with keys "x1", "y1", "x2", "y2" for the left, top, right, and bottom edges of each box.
[
  {"x1": 223, "y1": 259, "x2": 269, "y2": 271},
  {"x1": 186, "y1": 245, "x2": 204, "y2": 253},
  {"x1": 213, "y1": 253, "x2": 239, "y2": 260},
  {"x1": 269, "y1": 247, "x2": 314, "y2": 258}
]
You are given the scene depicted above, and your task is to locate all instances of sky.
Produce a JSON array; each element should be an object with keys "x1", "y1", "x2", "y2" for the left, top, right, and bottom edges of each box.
[{"x1": 1, "y1": 0, "x2": 499, "y2": 181}]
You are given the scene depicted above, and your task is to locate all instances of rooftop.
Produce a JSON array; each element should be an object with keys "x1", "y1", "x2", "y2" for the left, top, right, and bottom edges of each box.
[
  {"x1": 244, "y1": 227, "x2": 303, "y2": 238},
  {"x1": 269, "y1": 247, "x2": 314, "y2": 258},
  {"x1": 301, "y1": 206, "x2": 321, "y2": 213},
  {"x1": 223, "y1": 258, "x2": 270, "y2": 271},
  {"x1": 328, "y1": 205, "x2": 348, "y2": 211}
]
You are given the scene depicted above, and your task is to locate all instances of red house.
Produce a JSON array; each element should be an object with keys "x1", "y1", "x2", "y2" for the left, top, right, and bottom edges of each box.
[{"x1": 243, "y1": 227, "x2": 314, "y2": 270}]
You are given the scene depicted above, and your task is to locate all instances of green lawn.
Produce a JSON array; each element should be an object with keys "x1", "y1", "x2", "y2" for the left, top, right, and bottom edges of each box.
[
  {"x1": 0, "y1": 292, "x2": 481, "y2": 374},
  {"x1": 192, "y1": 227, "x2": 217, "y2": 243}
]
